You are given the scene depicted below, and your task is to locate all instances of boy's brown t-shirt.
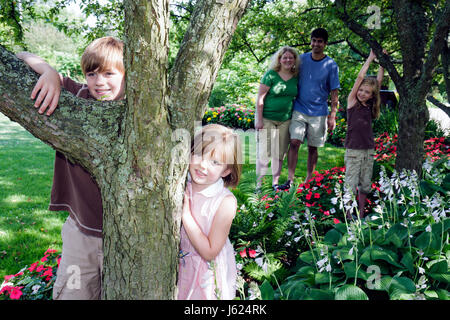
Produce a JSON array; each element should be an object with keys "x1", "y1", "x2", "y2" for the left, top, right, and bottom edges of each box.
[{"x1": 48, "y1": 77, "x2": 103, "y2": 238}]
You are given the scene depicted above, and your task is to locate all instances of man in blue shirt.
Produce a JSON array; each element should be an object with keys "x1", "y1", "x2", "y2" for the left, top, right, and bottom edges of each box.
[{"x1": 279, "y1": 28, "x2": 340, "y2": 190}]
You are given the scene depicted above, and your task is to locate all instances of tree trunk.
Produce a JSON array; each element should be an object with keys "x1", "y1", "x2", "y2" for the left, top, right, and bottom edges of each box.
[
  {"x1": 334, "y1": 0, "x2": 450, "y2": 176},
  {"x1": 396, "y1": 93, "x2": 429, "y2": 174},
  {"x1": 0, "y1": 0, "x2": 249, "y2": 299}
]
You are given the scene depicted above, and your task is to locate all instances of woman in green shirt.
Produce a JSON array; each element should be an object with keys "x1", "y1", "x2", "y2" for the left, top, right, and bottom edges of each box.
[{"x1": 255, "y1": 46, "x2": 300, "y2": 191}]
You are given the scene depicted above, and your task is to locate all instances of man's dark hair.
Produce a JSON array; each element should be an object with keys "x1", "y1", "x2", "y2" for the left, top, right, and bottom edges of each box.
[{"x1": 311, "y1": 28, "x2": 329, "y2": 43}]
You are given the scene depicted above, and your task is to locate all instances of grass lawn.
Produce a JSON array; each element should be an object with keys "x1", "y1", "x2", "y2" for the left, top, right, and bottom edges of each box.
[
  {"x1": 0, "y1": 113, "x2": 345, "y2": 278},
  {"x1": 0, "y1": 113, "x2": 68, "y2": 278}
]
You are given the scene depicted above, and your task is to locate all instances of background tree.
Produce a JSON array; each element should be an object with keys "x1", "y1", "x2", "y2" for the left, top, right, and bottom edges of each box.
[
  {"x1": 333, "y1": 0, "x2": 449, "y2": 175},
  {"x1": 0, "y1": 0, "x2": 249, "y2": 299}
]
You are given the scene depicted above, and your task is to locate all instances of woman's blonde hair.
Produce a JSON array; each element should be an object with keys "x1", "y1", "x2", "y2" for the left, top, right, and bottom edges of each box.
[
  {"x1": 359, "y1": 77, "x2": 381, "y2": 119},
  {"x1": 191, "y1": 124, "x2": 242, "y2": 188},
  {"x1": 81, "y1": 36, "x2": 124, "y2": 75},
  {"x1": 269, "y1": 46, "x2": 300, "y2": 77}
]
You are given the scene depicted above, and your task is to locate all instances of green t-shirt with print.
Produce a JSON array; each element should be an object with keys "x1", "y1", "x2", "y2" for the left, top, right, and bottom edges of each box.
[{"x1": 261, "y1": 69, "x2": 298, "y2": 122}]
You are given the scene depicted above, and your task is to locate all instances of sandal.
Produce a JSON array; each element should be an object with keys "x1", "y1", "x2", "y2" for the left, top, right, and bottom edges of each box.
[{"x1": 277, "y1": 180, "x2": 291, "y2": 191}]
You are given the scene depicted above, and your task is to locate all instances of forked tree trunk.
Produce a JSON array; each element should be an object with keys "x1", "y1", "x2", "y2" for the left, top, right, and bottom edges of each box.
[{"x1": 0, "y1": 0, "x2": 249, "y2": 299}]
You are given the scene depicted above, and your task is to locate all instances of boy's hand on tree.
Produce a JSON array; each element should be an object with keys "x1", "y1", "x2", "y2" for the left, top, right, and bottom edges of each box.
[{"x1": 31, "y1": 70, "x2": 61, "y2": 116}]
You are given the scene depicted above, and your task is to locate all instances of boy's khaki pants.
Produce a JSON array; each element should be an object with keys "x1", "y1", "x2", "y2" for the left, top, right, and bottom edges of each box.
[{"x1": 52, "y1": 216, "x2": 103, "y2": 300}]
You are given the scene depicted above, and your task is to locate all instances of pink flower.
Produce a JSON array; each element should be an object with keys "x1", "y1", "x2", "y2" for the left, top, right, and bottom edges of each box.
[
  {"x1": 44, "y1": 248, "x2": 57, "y2": 255},
  {"x1": 248, "y1": 249, "x2": 257, "y2": 258},
  {"x1": 4, "y1": 274, "x2": 14, "y2": 281},
  {"x1": 0, "y1": 285, "x2": 13, "y2": 295},
  {"x1": 9, "y1": 287, "x2": 23, "y2": 300},
  {"x1": 239, "y1": 249, "x2": 247, "y2": 258}
]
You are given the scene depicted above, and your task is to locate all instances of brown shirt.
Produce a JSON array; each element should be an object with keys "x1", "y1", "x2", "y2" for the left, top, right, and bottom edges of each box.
[
  {"x1": 344, "y1": 99, "x2": 375, "y2": 150},
  {"x1": 48, "y1": 77, "x2": 103, "y2": 238}
]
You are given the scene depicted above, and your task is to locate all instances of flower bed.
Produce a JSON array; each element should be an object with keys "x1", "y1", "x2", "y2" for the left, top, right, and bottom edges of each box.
[
  {"x1": 203, "y1": 104, "x2": 255, "y2": 130},
  {"x1": 0, "y1": 249, "x2": 60, "y2": 300}
]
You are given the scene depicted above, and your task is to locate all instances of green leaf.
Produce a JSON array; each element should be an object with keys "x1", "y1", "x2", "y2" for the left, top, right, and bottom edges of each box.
[
  {"x1": 280, "y1": 281, "x2": 306, "y2": 300},
  {"x1": 299, "y1": 250, "x2": 316, "y2": 265},
  {"x1": 324, "y1": 229, "x2": 342, "y2": 245},
  {"x1": 335, "y1": 285, "x2": 369, "y2": 300},
  {"x1": 259, "y1": 280, "x2": 274, "y2": 300},
  {"x1": 385, "y1": 223, "x2": 408, "y2": 241},
  {"x1": 370, "y1": 247, "x2": 403, "y2": 268},
  {"x1": 400, "y1": 252, "x2": 415, "y2": 275},
  {"x1": 436, "y1": 289, "x2": 450, "y2": 300},
  {"x1": 334, "y1": 223, "x2": 348, "y2": 234},
  {"x1": 343, "y1": 262, "x2": 369, "y2": 280},
  {"x1": 307, "y1": 288, "x2": 335, "y2": 300},
  {"x1": 359, "y1": 249, "x2": 372, "y2": 266},
  {"x1": 389, "y1": 276, "x2": 416, "y2": 299}
]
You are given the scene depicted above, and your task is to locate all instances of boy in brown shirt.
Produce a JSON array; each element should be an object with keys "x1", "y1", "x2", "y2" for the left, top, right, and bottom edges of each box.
[{"x1": 16, "y1": 36, "x2": 125, "y2": 299}]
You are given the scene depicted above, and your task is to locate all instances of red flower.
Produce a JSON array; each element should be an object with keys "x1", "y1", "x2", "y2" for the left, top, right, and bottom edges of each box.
[
  {"x1": 9, "y1": 286, "x2": 23, "y2": 300},
  {"x1": 314, "y1": 193, "x2": 320, "y2": 199},
  {"x1": 248, "y1": 249, "x2": 257, "y2": 258},
  {"x1": 36, "y1": 265, "x2": 45, "y2": 273},
  {"x1": 305, "y1": 192, "x2": 312, "y2": 200},
  {"x1": 239, "y1": 249, "x2": 247, "y2": 258},
  {"x1": 333, "y1": 218, "x2": 341, "y2": 224},
  {"x1": 28, "y1": 262, "x2": 39, "y2": 272}
]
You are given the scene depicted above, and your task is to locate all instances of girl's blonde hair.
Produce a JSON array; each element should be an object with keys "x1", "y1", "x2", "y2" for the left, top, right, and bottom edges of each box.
[
  {"x1": 81, "y1": 36, "x2": 124, "y2": 76},
  {"x1": 191, "y1": 124, "x2": 242, "y2": 187},
  {"x1": 269, "y1": 46, "x2": 300, "y2": 77},
  {"x1": 359, "y1": 77, "x2": 381, "y2": 119}
]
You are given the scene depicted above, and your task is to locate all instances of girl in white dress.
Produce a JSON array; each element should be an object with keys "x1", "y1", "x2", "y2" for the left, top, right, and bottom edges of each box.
[{"x1": 177, "y1": 124, "x2": 242, "y2": 300}]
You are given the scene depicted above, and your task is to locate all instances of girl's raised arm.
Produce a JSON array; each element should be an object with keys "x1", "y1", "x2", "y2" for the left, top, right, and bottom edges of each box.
[
  {"x1": 347, "y1": 49, "x2": 376, "y2": 108},
  {"x1": 182, "y1": 191, "x2": 237, "y2": 262}
]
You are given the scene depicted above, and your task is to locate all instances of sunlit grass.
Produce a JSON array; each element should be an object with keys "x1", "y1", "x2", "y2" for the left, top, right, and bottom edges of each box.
[{"x1": 0, "y1": 113, "x2": 67, "y2": 278}]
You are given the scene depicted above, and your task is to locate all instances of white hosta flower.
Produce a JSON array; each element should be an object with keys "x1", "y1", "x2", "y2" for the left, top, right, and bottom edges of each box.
[
  {"x1": 317, "y1": 256, "x2": 328, "y2": 269},
  {"x1": 348, "y1": 246, "x2": 354, "y2": 256},
  {"x1": 31, "y1": 285, "x2": 41, "y2": 294},
  {"x1": 285, "y1": 231, "x2": 292, "y2": 236},
  {"x1": 418, "y1": 267, "x2": 425, "y2": 274},
  {"x1": 425, "y1": 225, "x2": 432, "y2": 232},
  {"x1": 294, "y1": 236, "x2": 301, "y2": 242},
  {"x1": 255, "y1": 257, "x2": 264, "y2": 268}
]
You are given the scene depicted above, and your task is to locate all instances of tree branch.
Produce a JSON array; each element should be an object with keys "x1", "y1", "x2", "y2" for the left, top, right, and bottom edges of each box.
[
  {"x1": 334, "y1": 0, "x2": 404, "y2": 95},
  {"x1": 427, "y1": 94, "x2": 450, "y2": 118},
  {"x1": 168, "y1": 0, "x2": 250, "y2": 132},
  {"x1": 0, "y1": 45, "x2": 125, "y2": 178},
  {"x1": 417, "y1": 1, "x2": 450, "y2": 101}
]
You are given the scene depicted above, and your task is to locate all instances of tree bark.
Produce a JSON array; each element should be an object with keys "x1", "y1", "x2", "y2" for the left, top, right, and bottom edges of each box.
[{"x1": 0, "y1": 0, "x2": 249, "y2": 299}]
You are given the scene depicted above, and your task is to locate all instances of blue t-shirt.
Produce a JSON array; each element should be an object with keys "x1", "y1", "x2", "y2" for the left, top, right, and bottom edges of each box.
[{"x1": 293, "y1": 52, "x2": 340, "y2": 116}]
